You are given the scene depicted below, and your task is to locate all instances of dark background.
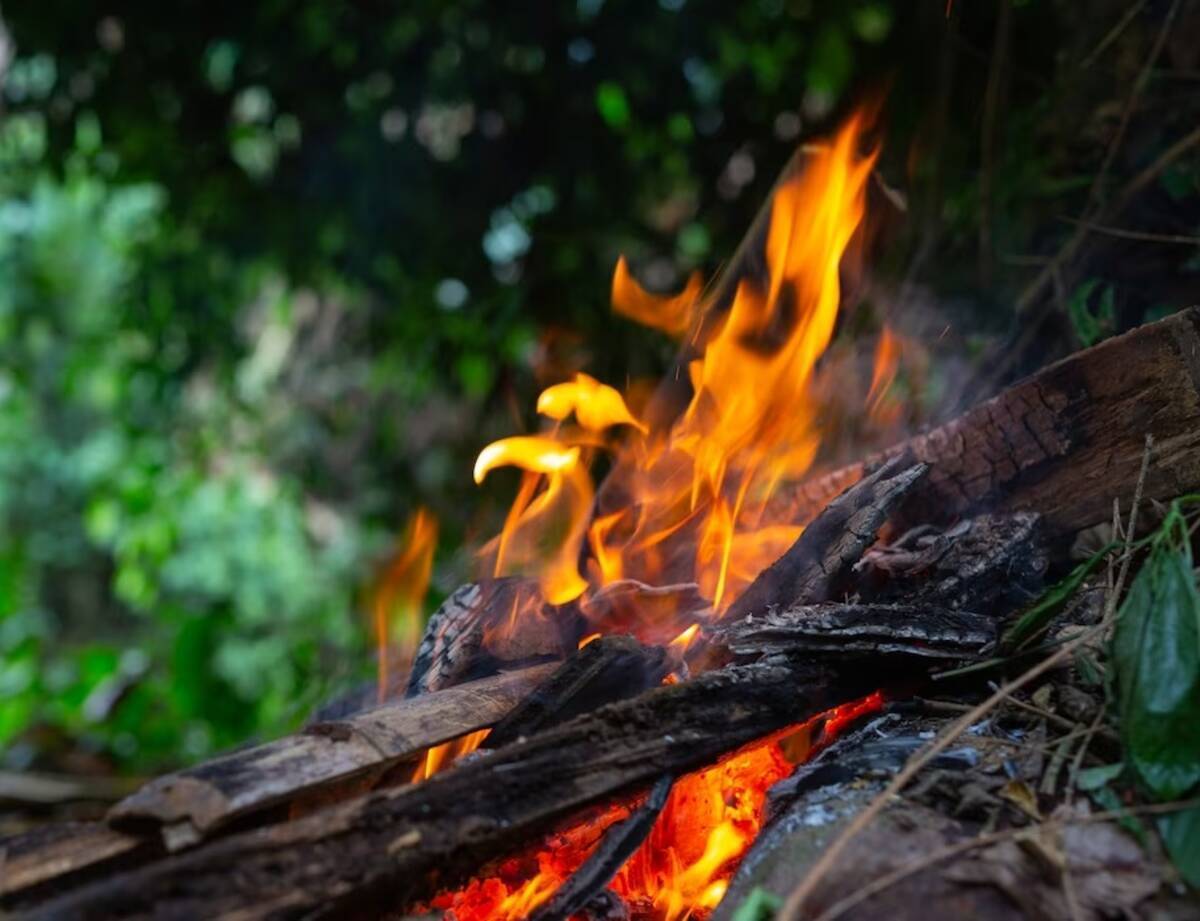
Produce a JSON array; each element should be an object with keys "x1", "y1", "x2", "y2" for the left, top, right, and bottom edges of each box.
[{"x1": 1, "y1": 0, "x2": 1198, "y2": 773}]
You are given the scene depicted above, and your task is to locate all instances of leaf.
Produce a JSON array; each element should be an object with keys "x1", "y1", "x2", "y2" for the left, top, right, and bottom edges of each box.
[
  {"x1": 1112, "y1": 538, "x2": 1200, "y2": 800},
  {"x1": 1159, "y1": 803, "x2": 1200, "y2": 887},
  {"x1": 1067, "y1": 280, "x2": 1114, "y2": 347},
  {"x1": 730, "y1": 887, "x2": 782, "y2": 921},
  {"x1": 1076, "y1": 762, "x2": 1124, "y2": 792},
  {"x1": 1002, "y1": 544, "x2": 1114, "y2": 652}
]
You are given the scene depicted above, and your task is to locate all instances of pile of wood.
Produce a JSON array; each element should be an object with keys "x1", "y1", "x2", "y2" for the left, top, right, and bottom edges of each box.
[{"x1": 3, "y1": 307, "x2": 1200, "y2": 921}]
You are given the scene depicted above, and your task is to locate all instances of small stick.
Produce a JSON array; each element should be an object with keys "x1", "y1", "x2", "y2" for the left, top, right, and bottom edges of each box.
[{"x1": 529, "y1": 775, "x2": 673, "y2": 921}]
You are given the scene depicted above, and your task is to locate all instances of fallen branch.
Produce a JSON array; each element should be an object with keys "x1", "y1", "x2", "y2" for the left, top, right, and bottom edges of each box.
[{"x1": 109, "y1": 662, "x2": 558, "y2": 840}]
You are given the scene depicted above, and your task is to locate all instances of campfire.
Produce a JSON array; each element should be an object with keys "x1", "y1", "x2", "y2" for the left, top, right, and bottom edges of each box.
[{"x1": 6, "y1": 106, "x2": 1200, "y2": 921}]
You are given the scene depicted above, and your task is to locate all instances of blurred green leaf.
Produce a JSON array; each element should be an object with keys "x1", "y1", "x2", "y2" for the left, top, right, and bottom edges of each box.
[
  {"x1": 595, "y1": 82, "x2": 631, "y2": 130},
  {"x1": 1113, "y1": 512, "x2": 1200, "y2": 800}
]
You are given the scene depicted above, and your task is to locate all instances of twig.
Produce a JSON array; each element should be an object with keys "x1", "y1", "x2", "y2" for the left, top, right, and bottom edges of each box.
[
  {"x1": 808, "y1": 798, "x2": 1200, "y2": 921},
  {"x1": 1057, "y1": 217, "x2": 1200, "y2": 246},
  {"x1": 979, "y1": 0, "x2": 1013, "y2": 285},
  {"x1": 1104, "y1": 434, "x2": 1152, "y2": 627},
  {"x1": 778, "y1": 438, "x2": 1155, "y2": 921},
  {"x1": 1080, "y1": 0, "x2": 1149, "y2": 69},
  {"x1": 1083, "y1": 0, "x2": 1183, "y2": 216},
  {"x1": 1065, "y1": 707, "x2": 1110, "y2": 803}
]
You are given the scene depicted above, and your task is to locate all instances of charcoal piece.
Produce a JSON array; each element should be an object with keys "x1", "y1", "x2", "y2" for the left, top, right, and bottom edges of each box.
[
  {"x1": 726, "y1": 456, "x2": 928, "y2": 620},
  {"x1": 487, "y1": 635, "x2": 668, "y2": 748},
  {"x1": 529, "y1": 775, "x2": 673, "y2": 921},
  {"x1": 860, "y1": 512, "x2": 1047, "y2": 616}
]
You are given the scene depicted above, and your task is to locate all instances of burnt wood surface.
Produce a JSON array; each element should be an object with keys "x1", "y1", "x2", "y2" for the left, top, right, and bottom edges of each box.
[
  {"x1": 107, "y1": 663, "x2": 557, "y2": 839},
  {"x1": 486, "y1": 635, "x2": 668, "y2": 749},
  {"x1": 29, "y1": 662, "x2": 851, "y2": 921},
  {"x1": 861, "y1": 513, "x2": 1047, "y2": 616},
  {"x1": 726, "y1": 457, "x2": 928, "y2": 620},
  {"x1": 779, "y1": 307, "x2": 1200, "y2": 546},
  {"x1": 0, "y1": 822, "x2": 152, "y2": 905},
  {"x1": 712, "y1": 603, "x2": 998, "y2": 661}
]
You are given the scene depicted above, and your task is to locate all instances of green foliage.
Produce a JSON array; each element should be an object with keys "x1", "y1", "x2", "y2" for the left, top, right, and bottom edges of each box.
[
  {"x1": 1067, "y1": 280, "x2": 1116, "y2": 348},
  {"x1": 1105, "y1": 500, "x2": 1200, "y2": 886},
  {"x1": 730, "y1": 886, "x2": 782, "y2": 921},
  {"x1": 0, "y1": 117, "x2": 374, "y2": 771},
  {"x1": 1001, "y1": 542, "x2": 1116, "y2": 652},
  {"x1": 1160, "y1": 804, "x2": 1200, "y2": 888},
  {"x1": 1112, "y1": 505, "x2": 1200, "y2": 801}
]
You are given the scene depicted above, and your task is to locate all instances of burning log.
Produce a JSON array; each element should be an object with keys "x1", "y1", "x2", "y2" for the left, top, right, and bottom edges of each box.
[
  {"x1": 712, "y1": 603, "x2": 998, "y2": 662},
  {"x1": 726, "y1": 456, "x2": 928, "y2": 620},
  {"x1": 486, "y1": 635, "x2": 668, "y2": 748},
  {"x1": 407, "y1": 579, "x2": 579, "y2": 696},
  {"x1": 28, "y1": 662, "x2": 860, "y2": 921},
  {"x1": 107, "y1": 664, "x2": 557, "y2": 843},
  {"x1": 783, "y1": 306, "x2": 1200, "y2": 549}
]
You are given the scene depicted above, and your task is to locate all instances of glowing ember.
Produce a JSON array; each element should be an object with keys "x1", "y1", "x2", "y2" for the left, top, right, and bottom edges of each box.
[{"x1": 423, "y1": 693, "x2": 885, "y2": 921}]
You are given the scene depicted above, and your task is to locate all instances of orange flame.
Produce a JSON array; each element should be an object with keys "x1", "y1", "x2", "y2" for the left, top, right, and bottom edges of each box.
[
  {"x1": 474, "y1": 109, "x2": 878, "y2": 619},
  {"x1": 413, "y1": 728, "x2": 491, "y2": 783},
  {"x1": 372, "y1": 508, "x2": 438, "y2": 701},
  {"x1": 867, "y1": 325, "x2": 901, "y2": 424},
  {"x1": 612, "y1": 255, "x2": 704, "y2": 337}
]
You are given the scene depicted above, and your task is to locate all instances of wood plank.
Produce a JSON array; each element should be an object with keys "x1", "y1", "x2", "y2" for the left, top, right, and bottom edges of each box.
[{"x1": 108, "y1": 663, "x2": 558, "y2": 838}]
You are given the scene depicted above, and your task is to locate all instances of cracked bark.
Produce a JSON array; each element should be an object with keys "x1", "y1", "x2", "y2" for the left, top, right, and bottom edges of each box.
[{"x1": 779, "y1": 307, "x2": 1200, "y2": 548}]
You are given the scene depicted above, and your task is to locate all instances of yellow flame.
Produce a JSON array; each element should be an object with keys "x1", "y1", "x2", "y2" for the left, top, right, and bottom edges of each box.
[
  {"x1": 372, "y1": 508, "x2": 438, "y2": 702},
  {"x1": 537, "y1": 372, "x2": 646, "y2": 433}
]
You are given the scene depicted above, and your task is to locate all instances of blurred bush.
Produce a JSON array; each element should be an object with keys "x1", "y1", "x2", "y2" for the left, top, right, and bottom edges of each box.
[{"x1": 0, "y1": 114, "x2": 377, "y2": 769}]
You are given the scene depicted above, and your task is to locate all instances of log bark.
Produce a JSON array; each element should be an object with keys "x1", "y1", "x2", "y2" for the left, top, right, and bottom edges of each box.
[
  {"x1": 0, "y1": 823, "x2": 151, "y2": 906},
  {"x1": 31, "y1": 662, "x2": 855, "y2": 921},
  {"x1": 712, "y1": 603, "x2": 999, "y2": 662},
  {"x1": 108, "y1": 663, "x2": 557, "y2": 840},
  {"x1": 727, "y1": 457, "x2": 928, "y2": 619},
  {"x1": 779, "y1": 307, "x2": 1200, "y2": 547}
]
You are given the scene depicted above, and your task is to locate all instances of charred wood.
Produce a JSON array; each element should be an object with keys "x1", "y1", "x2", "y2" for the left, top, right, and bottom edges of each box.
[
  {"x1": 781, "y1": 307, "x2": 1200, "y2": 550},
  {"x1": 106, "y1": 663, "x2": 557, "y2": 842},
  {"x1": 858, "y1": 513, "x2": 1047, "y2": 616},
  {"x1": 712, "y1": 603, "x2": 998, "y2": 662},
  {"x1": 528, "y1": 775, "x2": 673, "y2": 921},
  {"x1": 487, "y1": 636, "x2": 668, "y2": 749},
  {"x1": 30, "y1": 663, "x2": 854, "y2": 921},
  {"x1": 726, "y1": 457, "x2": 929, "y2": 619},
  {"x1": 0, "y1": 822, "x2": 153, "y2": 907}
]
